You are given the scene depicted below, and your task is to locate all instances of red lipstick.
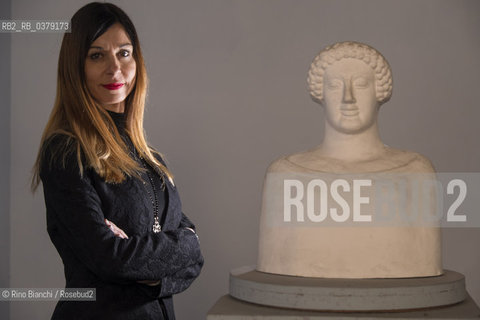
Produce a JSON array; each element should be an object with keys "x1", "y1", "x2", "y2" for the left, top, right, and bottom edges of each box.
[{"x1": 102, "y1": 83, "x2": 124, "y2": 90}]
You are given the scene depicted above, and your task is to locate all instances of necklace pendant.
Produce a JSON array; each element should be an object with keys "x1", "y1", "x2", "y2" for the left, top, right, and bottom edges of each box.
[{"x1": 153, "y1": 216, "x2": 162, "y2": 233}]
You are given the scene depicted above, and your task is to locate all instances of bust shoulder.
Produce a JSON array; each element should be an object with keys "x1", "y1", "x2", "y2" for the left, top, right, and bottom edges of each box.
[{"x1": 266, "y1": 146, "x2": 435, "y2": 174}]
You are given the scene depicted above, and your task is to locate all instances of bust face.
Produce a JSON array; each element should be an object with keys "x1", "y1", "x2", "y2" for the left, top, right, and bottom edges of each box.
[{"x1": 322, "y1": 58, "x2": 378, "y2": 134}]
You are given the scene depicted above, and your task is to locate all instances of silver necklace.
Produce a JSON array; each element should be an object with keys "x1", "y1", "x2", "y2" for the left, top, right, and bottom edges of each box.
[
  {"x1": 124, "y1": 141, "x2": 162, "y2": 234},
  {"x1": 114, "y1": 117, "x2": 163, "y2": 233},
  {"x1": 140, "y1": 158, "x2": 162, "y2": 233}
]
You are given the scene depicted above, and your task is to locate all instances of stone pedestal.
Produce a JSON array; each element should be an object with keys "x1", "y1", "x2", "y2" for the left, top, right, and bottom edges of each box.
[
  {"x1": 207, "y1": 294, "x2": 480, "y2": 320},
  {"x1": 206, "y1": 267, "x2": 480, "y2": 319},
  {"x1": 229, "y1": 266, "x2": 466, "y2": 311}
]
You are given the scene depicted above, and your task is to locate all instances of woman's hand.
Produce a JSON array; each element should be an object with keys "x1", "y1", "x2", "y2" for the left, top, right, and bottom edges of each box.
[
  {"x1": 104, "y1": 218, "x2": 129, "y2": 239},
  {"x1": 104, "y1": 219, "x2": 160, "y2": 286},
  {"x1": 184, "y1": 227, "x2": 199, "y2": 241},
  {"x1": 136, "y1": 229, "x2": 197, "y2": 287},
  {"x1": 137, "y1": 279, "x2": 161, "y2": 286}
]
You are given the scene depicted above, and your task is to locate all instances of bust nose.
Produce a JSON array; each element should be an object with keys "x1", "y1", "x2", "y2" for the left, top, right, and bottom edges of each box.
[{"x1": 342, "y1": 79, "x2": 356, "y2": 104}]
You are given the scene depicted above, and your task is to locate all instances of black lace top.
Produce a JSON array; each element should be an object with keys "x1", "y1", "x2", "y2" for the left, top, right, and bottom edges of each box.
[
  {"x1": 39, "y1": 111, "x2": 203, "y2": 320},
  {"x1": 108, "y1": 110, "x2": 168, "y2": 230}
]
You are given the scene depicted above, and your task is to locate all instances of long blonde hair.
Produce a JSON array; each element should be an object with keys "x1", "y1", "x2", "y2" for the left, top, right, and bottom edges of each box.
[{"x1": 32, "y1": 2, "x2": 171, "y2": 191}]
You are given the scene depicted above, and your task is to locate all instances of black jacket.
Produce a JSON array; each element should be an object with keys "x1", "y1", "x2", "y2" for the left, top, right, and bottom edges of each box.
[{"x1": 40, "y1": 112, "x2": 203, "y2": 319}]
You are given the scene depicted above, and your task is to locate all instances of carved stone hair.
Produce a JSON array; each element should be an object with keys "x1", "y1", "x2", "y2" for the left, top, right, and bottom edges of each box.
[{"x1": 307, "y1": 41, "x2": 393, "y2": 105}]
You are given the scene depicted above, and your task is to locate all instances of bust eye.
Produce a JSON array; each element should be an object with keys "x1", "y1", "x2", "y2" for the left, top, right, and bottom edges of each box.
[
  {"x1": 353, "y1": 77, "x2": 369, "y2": 88},
  {"x1": 326, "y1": 80, "x2": 342, "y2": 89}
]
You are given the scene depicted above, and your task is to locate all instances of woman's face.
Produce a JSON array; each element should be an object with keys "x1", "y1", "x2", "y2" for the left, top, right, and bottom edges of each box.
[{"x1": 85, "y1": 23, "x2": 136, "y2": 113}]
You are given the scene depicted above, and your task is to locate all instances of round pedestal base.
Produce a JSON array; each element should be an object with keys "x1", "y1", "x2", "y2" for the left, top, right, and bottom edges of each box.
[{"x1": 229, "y1": 266, "x2": 467, "y2": 312}]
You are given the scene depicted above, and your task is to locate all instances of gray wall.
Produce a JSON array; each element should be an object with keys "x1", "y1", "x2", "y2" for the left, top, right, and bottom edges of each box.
[
  {"x1": 6, "y1": 0, "x2": 480, "y2": 319},
  {"x1": 0, "y1": 0, "x2": 11, "y2": 319}
]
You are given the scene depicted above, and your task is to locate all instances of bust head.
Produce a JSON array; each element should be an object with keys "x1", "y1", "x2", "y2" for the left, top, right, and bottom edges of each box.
[
  {"x1": 307, "y1": 42, "x2": 393, "y2": 135},
  {"x1": 307, "y1": 41, "x2": 393, "y2": 105}
]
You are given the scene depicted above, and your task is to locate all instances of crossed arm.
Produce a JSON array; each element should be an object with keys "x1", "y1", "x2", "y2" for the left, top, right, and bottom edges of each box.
[
  {"x1": 41, "y1": 142, "x2": 203, "y2": 297},
  {"x1": 104, "y1": 218, "x2": 198, "y2": 287}
]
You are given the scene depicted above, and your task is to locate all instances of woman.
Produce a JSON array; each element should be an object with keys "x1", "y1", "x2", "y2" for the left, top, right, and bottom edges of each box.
[{"x1": 31, "y1": 2, "x2": 203, "y2": 319}]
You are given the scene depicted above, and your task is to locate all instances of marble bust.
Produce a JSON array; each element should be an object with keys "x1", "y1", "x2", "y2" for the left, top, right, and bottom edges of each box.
[
  {"x1": 279, "y1": 41, "x2": 431, "y2": 173},
  {"x1": 257, "y1": 42, "x2": 442, "y2": 278}
]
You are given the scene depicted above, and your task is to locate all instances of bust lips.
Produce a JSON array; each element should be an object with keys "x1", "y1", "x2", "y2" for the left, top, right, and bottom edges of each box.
[{"x1": 340, "y1": 106, "x2": 360, "y2": 117}]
